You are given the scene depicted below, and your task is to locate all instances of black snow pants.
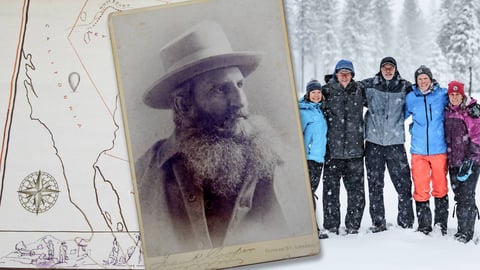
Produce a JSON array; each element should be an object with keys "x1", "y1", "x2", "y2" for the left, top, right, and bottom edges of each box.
[
  {"x1": 322, "y1": 156, "x2": 365, "y2": 231},
  {"x1": 365, "y1": 142, "x2": 414, "y2": 228},
  {"x1": 308, "y1": 160, "x2": 323, "y2": 210},
  {"x1": 450, "y1": 165, "x2": 480, "y2": 241},
  {"x1": 308, "y1": 160, "x2": 323, "y2": 231}
]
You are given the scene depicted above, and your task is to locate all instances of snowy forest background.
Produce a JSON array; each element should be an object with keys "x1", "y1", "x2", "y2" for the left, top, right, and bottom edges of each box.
[{"x1": 284, "y1": 0, "x2": 480, "y2": 96}]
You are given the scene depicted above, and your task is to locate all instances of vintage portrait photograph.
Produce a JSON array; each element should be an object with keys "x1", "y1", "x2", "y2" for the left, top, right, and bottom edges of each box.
[{"x1": 109, "y1": 0, "x2": 319, "y2": 269}]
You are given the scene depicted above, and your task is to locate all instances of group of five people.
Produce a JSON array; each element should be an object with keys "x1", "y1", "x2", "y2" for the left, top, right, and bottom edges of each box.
[{"x1": 299, "y1": 57, "x2": 480, "y2": 243}]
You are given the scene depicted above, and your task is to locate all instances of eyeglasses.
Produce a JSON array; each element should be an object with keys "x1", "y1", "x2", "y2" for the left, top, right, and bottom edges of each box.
[{"x1": 381, "y1": 65, "x2": 395, "y2": 72}]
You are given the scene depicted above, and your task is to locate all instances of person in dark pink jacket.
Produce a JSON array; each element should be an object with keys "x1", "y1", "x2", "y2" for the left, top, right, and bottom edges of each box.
[{"x1": 444, "y1": 80, "x2": 480, "y2": 243}]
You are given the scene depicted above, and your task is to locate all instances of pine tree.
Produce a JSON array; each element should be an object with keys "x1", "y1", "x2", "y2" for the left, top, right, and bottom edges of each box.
[
  {"x1": 373, "y1": 0, "x2": 394, "y2": 57},
  {"x1": 395, "y1": 0, "x2": 428, "y2": 79},
  {"x1": 428, "y1": 41, "x2": 453, "y2": 87},
  {"x1": 341, "y1": 0, "x2": 373, "y2": 78},
  {"x1": 315, "y1": 0, "x2": 341, "y2": 82},
  {"x1": 284, "y1": 0, "x2": 320, "y2": 93},
  {"x1": 437, "y1": 0, "x2": 480, "y2": 89}
]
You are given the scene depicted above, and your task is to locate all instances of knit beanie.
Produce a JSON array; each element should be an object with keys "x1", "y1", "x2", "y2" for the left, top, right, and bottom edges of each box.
[
  {"x1": 414, "y1": 65, "x2": 433, "y2": 84},
  {"x1": 306, "y1": 79, "x2": 322, "y2": 93},
  {"x1": 380, "y1": 56, "x2": 397, "y2": 69},
  {"x1": 448, "y1": 80, "x2": 465, "y2": 96}
]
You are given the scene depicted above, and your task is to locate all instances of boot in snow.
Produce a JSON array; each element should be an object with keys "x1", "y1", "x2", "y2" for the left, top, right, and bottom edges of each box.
[
  {"x1": 416, "y1": 201, "x2": 432, "y2": 235},
  {"x1": 434, "y1": 195, "x2": 449, "y2": 235}
]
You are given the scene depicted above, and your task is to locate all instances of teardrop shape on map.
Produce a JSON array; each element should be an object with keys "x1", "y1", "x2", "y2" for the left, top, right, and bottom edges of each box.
[{"x1": 68, "y1": 72, "x2": 80, "y2": 92}]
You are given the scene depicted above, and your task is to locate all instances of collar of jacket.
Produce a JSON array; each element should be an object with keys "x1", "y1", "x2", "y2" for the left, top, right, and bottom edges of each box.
[
  {"x1": 300, "y1": 100, "x2": 322, "y2": 110},
  {"x1": 373, "y1": 74, "x2": 401, "y2": 89},
  {"x1": 446, "y1": 103, "x2": 462, "y2": 112},
  {"x1": 412, "y1": 81, "x2": 439, "y2": 96}
]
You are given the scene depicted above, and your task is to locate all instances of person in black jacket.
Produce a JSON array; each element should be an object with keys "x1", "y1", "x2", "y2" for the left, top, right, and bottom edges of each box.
[
  {"x1": 321, "y1": 59, "x2": 366, "y2": 235},
  {"x1": 361, "y1": 57, "x2": 414, "y2": 233}
]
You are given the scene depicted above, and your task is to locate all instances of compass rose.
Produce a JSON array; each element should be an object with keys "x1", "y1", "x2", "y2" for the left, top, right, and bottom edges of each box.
[{"x1": 18, "y1": 170, "x2": 60, "y2": 214}]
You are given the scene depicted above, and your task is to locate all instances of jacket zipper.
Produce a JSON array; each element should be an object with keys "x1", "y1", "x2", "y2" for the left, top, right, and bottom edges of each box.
[{"x1": 424, "y1": 96, "x2": 430, "y2": 155}]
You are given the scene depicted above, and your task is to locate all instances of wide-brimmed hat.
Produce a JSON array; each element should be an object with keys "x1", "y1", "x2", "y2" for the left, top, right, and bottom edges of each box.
[{"x1": 143, "y1": 20, "x2": 262, "y2": 109}]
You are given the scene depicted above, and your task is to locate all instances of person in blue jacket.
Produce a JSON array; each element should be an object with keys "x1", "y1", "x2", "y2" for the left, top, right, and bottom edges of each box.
[
  {"x1": 298, "y1": 79, "x2": 328, "y2": 239},
  {"x1": 405, "y1": 65, "x2": 449, "y2": 235}
]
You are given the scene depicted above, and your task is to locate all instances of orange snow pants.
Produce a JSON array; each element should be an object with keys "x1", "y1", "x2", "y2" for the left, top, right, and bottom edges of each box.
[{"x1": 411, "y1": 153, "x2": 448, "y2": 202}]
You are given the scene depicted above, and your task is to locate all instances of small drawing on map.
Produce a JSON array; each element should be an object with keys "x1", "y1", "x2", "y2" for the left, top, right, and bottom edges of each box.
[
  {"x1": 68, "y1": 72, "x2": 80, "y2": 92},
  {"x1": 17, "y1": 170, "x2": 60, "y2": 215},
  {"x1": 0, "y1": 233, "x2": 143, "y2": 268}
]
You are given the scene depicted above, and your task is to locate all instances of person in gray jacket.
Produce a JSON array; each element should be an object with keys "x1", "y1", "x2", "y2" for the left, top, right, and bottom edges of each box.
[{"x1": 361, "y1": 57, "x2": 414, "y2": 233}]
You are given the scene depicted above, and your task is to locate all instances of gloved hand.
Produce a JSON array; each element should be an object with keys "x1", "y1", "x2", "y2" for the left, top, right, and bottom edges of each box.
[
  {"x1": 457, "y1": 159, "x2": 474, "y2": 182},
  {"x1": 467, "y1": 103, "x2": 480, "y2": 118}
]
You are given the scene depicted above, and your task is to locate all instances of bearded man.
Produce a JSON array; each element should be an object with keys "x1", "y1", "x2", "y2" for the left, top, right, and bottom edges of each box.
[{"x1": 134, "y1": 21, "x2": 289, "y2": 257}]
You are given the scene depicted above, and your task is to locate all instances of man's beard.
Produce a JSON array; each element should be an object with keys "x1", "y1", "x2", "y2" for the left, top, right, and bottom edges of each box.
[{"x1": 175, "y1": 116, "x2": 281, "y2": 198}]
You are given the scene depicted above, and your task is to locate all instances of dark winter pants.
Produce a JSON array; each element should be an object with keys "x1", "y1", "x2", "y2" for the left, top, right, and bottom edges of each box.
[
  {"x1": 322, "y1": 157, "x2": 365, "y2": 231},
  {"x1": 449, "y1": 165, "x2": 480, "y2": 240},
  {"x1": 308, "y1": 160, "x2": 323, "y2": 231},
  {"x1": 307, "y1": 160, "x2": 323, "y2": 210},
  {"x1": 365, "y1": 142, "x2": 414, "y2": 228}
]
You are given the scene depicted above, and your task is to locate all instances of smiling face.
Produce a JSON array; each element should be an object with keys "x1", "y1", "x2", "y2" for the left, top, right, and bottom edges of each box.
[
  {"x1": 381, "y1": 64, "x2": 395, "y2": 81},
  {"x1": 336, "y1": 70, "x2": 352, "y2": 88},
  {"x1": 191, "y1": 66, "x2": 248, "y2": 136},
  {"x1": 448, "y1": 92, "x2": 463, "y2": 106},
  {"x1": 308, "y1": 89, "x2": 323, "y2": 103},
  {"x1": 416, "y1": 74, "x2": 432, "y2": 92}
]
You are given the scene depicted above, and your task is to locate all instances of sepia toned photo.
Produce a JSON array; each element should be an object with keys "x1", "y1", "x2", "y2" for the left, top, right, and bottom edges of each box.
[{"x1": 109, "y1": 0, "x2": 319, "y2": 269}]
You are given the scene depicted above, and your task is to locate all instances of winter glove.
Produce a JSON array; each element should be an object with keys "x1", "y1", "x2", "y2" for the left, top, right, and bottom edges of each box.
[
  {"x1": 467, "y1": 103, "x2": 480, "y2": 118},
  {"x1": 457, "y1": 159, "x2": 474, "y2": 182}
]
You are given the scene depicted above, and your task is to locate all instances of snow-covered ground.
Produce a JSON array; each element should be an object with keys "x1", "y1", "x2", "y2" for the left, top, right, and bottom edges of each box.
[
  {"x1": 238, "y1": 178, "x2": 480, "y2": 270},
  {"x1": 238, "y1": 118, "x2": 480, "y2": 270}
]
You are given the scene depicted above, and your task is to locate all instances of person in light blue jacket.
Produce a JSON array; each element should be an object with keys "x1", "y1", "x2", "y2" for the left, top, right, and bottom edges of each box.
[
  {"x1": 405, "y1": 65, "x2": 449, "y2": 235},
  {"x1": 298, "y1": 79, "x2": 328, "y2": 239}
]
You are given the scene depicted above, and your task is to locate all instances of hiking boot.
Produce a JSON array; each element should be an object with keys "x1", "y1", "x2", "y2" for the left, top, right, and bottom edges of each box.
[
  {"x1": 434, "y1": 223, "x2": 447, "y2": 236},
  {"x1": 369, "y1": 224, "x2": 387, "y2": 233},
  {"x1": 454, "y1": 232, "x2": 471, "y2": 243},
  {"x1": 326, "y1": 227, "x2": 339, "y2": 235},
  {"x1": 318, "y1": 231, "x2": 329, "y2": 239},
  {"x1": 346, "y1": 228, "x2": 359, "y2": 234},
  {"x1": 399, "y1": 223, "x2": 413, "y2": 229},
  {"x1": 416, "y1": 201, "x2": 432, "y2": 235},
  {"x1": 417, "y1": 226, "x2": 432, "y2": 235},
  {"x1": 318, "y1": 228, "x2": 329, "y2": 239}
]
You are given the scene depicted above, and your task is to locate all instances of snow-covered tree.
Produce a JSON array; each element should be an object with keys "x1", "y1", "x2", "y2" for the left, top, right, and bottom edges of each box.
[
  {"x1": 341, "y1": 0, "x2": 375, "y2": 79},
  {"x1": 284, "y1": 0, "x2": 323, "y2": 93},
  {"x1": 437, "y1": 0, "x2": 480, "y2": 92},
  {"x1": 372, "y1": 0, "x2": 394, "y2": 58},
  {"x1": 314, "y1": 0, "x2": 341, "y2": 83},
  {"x1": 395, "y1": 0, "x2": 428, "y2": 73},
  {"x1": 428, "y1": 41, "x2": 453, "y2": 87},
  {"x1": 284, "y1": 0, "x2": 303, "y2": 93}
]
